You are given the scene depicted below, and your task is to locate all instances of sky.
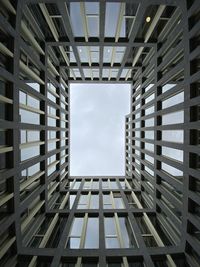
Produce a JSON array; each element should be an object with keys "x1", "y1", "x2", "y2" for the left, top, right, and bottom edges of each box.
[{"x1": 70, "y1": 83, "x2": 130, "y2": 176}]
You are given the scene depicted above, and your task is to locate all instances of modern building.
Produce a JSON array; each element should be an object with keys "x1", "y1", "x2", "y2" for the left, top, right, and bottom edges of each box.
[{"x1": 0, "y1": 0, "x2": 200, "y2": 266}]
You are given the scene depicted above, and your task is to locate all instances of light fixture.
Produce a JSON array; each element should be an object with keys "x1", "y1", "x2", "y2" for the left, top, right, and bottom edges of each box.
[
  {"x1": 146, "y1": 16, "x2": 151, "y2": 23},
  {"x1": 107, "y1": 49, "x2": 110, "y2": 53}
]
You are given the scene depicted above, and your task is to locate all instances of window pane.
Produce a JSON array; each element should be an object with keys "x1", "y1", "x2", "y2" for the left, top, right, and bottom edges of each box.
[
  {"x1": 71, "y1": 218, "x2": 84, "y2": 236},
  {"x1": 69, "y1": 195, "x2": 76, "y2": 209},
  {"x1": 90, "y1": 195, "x2": 99, "y2": 209},
  {"x1": 110, "y1": 181, "x2": 118, "y2": 189},
  {"x1": 84, "y1": 218, "x2": 99, "y2": 248},
  {"x1": 106, "y1": 237, "x2": 120, "y2": 248},
  {"x1": 161, "y1": 162, "x2": 183, "y2": 177},
  {"x1": 104, "y1": 217, "x2": 116, "y2": 235},
  {"x1": 162, "y1": 130, "x2": 184, "y2": 143},
  {"x1": 118, "y1": 217, "x2": 136, "y2": 248},
  {"x1": 84, "y1": 181, "x2": 91, "y2": 189},
  {"x1": 78, "y1": 194, "x2": 88, "y2": 209},
  {"x1": 92, "y1": 181, "x2": 99, "y2": 189},
  {"x1": 73, "y1": 181, "x2": 81, "y2": 189},
  {"x1": 102, "y1": 181, "x2": 108, "y2": 189},
  {"x1": 70, "y1": 3, "x2": 84, "y2": 36},
  {"x1": 114, "y1": 195, "x2": 124, "y2": 209},
  {"x1": 162, "y1": 146, "x2": 183, "y2": 162},
  {"x1": 162, "y1": 111, "x2": 184, "y2": 125},
  {"x1": 162, "y1": 92, "x2": 184, "y2": 109},
  {"x1": 67, "y1": 237, "x2": 80, "y2": 249},
  {"x1": 103, "y1": 194, "x2": 112, "y2": 209}
]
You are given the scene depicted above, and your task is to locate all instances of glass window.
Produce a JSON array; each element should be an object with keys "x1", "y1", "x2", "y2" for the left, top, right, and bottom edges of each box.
[
  {"x1": 110, "y1": 181, "x2": 118, "y2": 189},
  {"x1": 104, "y1": 217, "x2": 120, "y2": 248},
  {"x1": 102, "y1": 180, "x2": 109, "y2": 189},
  {"x1": 144, "y1": 166, "x2": 154, "y2": 176},
  {"x1": 90, "y1": 47, "x2": 99, "y2": 63},
  {"x1": 144, "y1": 154, "x2": 154, "y2": 164},
  {"x1": 115, "y1": 47, "x2": 126, "y2": 63},
  {"x1": 145, "y1": 93, "x2": 155, "y2": 104},
  {"x1": 145, "y1": 83, "x2": 154, "y2": 92},
  {"x1": 145, "y1": 105, "x2": 155, "y2": 115},
  {"x1": 162, "y1": 83, "x2": 176, "y2": 93},
  {"x1": 118, "y1": 217, "x2": 137, "y2": 248},
  {"x1": 84, "y1": 180, "x2": 91, "y2": 189},
  {"x1": 78, "y1": 194, "x2": 88, "y2": 209},
  {"x1": 162, "y1": 146, "x2": 183, "y2": 162},
  {"x1": 119, "y1": 180, "x2": 128, "y2": 189},
  {"x1": 84, "y1": 217, "x2": 99, "y2": 248},
  {"x1": 20, "y1": 109, "x2": 40, "y2": 124},
  {"x1": 67, "y1": 217, "x2": 84, "y2": 249},
  {"x1": 21, "y1": 146, "x2": 40, "y2": 161},
  {"x1": 161, "y1": 162, "x2": 183, "y2": 178},
  {"x1": 162, "y1": 92, "x2": 184, "y2": 109},
  {"x1": 113, "y1": 194, "x2": 124, "y2": 209},
  {"x1": 78, "y1": 46, "x2": 88, "y2": 62},
  {"x1": 144, "y1": 142, "x2": 154, "y2": 152},
  {"x1": 70, "y1": 3, "x2": 84, "y2": 36},
  {"x1": 104, "y1": 216, "x2": 137, "y2": 248},
  {"x1": 90, "y1": 194, "x2": 99, "y2": 209},
  {"x1": 103, "y1": 47, "x2": 112, "y2": 63},
  {"x1": 92, "y1": 181, "x2": 99, "y2": 189},
  {"x1": 162, "y1": 111, "x2": 184, "y2": 125},
  {"x1": 73, "y1": 181, "x2": 81, "y2": 190},
  {"x1": 162, "y1": 130, "x2": 183, "y2": 143},
  {"x1": 87, "y1": 16, "x2": 99, "y2": 37},
  {"x1": 145, "y1": 118, "x2": 154, "y2": 127},
  {"x1": 27, "y1": 95, "x2": 39, "y2": 109},
  {"x1": 103, "y1": 194, "x2": 112, "y2": 209},
  {"x1": 26, "y1": 82, "x2": 40, "y2": 92},
  {"x1": 145, "y1": 131, "x2": 154, "y2": 140},
  {"x1": 69, "y1": 195, "x2": 76, "y2": 209},
  {"x1": 105, "y1": 3, "x2": 125, "y2": 37}
]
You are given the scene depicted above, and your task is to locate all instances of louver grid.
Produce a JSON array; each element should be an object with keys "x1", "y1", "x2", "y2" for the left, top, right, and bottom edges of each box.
[{"x1": 0, "y1": 0, "x2": 200, "y2": 267}]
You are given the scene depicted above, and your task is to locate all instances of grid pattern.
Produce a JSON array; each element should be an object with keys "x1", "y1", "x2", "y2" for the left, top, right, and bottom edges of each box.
[{"x1": 0, "y1": 0, "x2": 200, "y2": 267}]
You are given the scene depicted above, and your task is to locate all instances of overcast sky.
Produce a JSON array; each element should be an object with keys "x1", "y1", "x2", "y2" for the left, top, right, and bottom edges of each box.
[{"x1": 70, "y1": 83, "x2": 130, "y2": 176}]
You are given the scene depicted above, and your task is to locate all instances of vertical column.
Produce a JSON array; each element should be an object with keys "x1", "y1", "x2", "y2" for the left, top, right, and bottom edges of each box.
[
  {"x1": 56, "y1": 65, "x2": 61, "y2": 193},
  {"x1": 180, "y1": 0, "x2": 192, "y2": 252},
  {"x1": 99, "y1": 179, "x2": 106, "y2": 266},
  {"x1": 40, "y1": 43, "x2": 48, "y2": 212},
  {"x1": 140, "y1": 67, "x2": 146, "y2": 198},
  {"x1": 13, "y1": 0, "x2": 22, "y2": 251},
  {"x1": 155, "y1": 43, "x2": 162, "y2": 212}
]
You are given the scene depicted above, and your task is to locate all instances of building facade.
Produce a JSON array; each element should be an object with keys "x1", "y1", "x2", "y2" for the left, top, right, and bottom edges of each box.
[{"x1": 0, "y1": 0, "x2": 200, "y2": 266}]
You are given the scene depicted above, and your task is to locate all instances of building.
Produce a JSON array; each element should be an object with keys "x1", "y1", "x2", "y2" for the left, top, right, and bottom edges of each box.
[{"x1": 0, "y1": 0, "x2": 200, "y2": 266}]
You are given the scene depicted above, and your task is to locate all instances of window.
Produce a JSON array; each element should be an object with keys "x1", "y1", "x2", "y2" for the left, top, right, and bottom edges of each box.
[
  {"x1": 84, "y1": 217, "x2": 99, "y2": 248},
  {"x1": 67, "y1": 217, "x2": 84, "y2": 249},
  {"x1": 104, "y1": 215, "x2": 137, "y2": 248},
  {"x1": 77, "y1": 194, "x2": 99, "y2": 209},
  {"x1": 67, "y1": 216, "x2": 99, "y2": 249},
  {"x1": 104, "y1": 217, "x2": 120, "y2": 248},
  {"x1": 103, "y1": 194, "x2": 112, "y2": 209}
]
